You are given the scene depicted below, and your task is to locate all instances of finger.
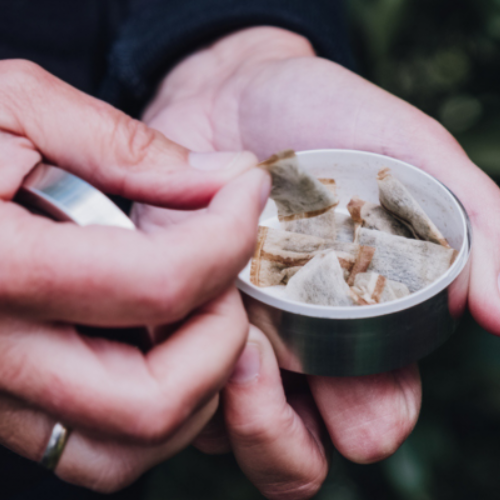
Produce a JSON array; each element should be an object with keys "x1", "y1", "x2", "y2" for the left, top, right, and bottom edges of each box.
[
  {"x1": 308, "y1": 364, "x2": 421, "y2": 464},
  {"x1": 0, "y1": 168, "x2": 270, "y2": 326},
  {"x1": 0, "y1": 392, "x2": 218, "y2": 493},
  {"x1": 60, "y1": 395, "x2": 217, "y2": 492},
  {"x1": 0, "y1": 131, "x2": 41, "y2": 200},
  {"x1": 0, "y1": 288, "x2": 248, "y2": 442},
  {"x1": 446, "y1": 163, "x2": 500, "y2": 334},
  {"x1": 468, "y1": 219, "x2": 500, "y2": 334},
  {"x1": 0, "y1": 59, "x2": 256, "y2": 208},
  {"x1": 224, "y1": 327, "x2": 330, "y2": 500},
  {"x1": 131, "y1": 203, "x2": 203, "y2": 233}
]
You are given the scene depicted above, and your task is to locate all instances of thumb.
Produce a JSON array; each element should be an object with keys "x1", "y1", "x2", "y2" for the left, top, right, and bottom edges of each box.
[
  {"x1": 0, "y1": 60, "x2": 256, "y2": 209},
  {"x1": 223, "y1": 327, "x2": 330, "y2": 499}
]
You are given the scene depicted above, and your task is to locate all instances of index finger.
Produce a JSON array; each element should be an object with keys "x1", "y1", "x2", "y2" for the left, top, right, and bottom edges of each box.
[
  {"x1": 0, "y1": 60, "x2": 254, "y2": 208},
  {"x1": 0, "y1": 168, "x2": 269, "y2": 326}
]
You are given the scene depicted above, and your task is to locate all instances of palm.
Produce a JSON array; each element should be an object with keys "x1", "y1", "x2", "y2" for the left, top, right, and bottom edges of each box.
[
  {"x1": 142, "y1": 56, "x2": 427, "y2": 463},
  {"x1": 147, "y1": 54, "x2": 499, "y2": 335},
  {"x1": 134, "y1": 28, "x2": 500, "y2": 495}
]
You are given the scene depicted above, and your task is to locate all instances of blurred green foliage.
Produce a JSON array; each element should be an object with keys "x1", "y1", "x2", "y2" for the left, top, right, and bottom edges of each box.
[
  {"x1": 144, "y1": 1, "x2": 500, "y2": 499},
  {"x1": 351, "y1": 0, "x2": 500, "y2": 175}
]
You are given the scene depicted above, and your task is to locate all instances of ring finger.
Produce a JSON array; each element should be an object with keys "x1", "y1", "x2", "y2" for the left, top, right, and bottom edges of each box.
[{"x1": 0, "y1": 392, "x2": 218, "y2": 493}]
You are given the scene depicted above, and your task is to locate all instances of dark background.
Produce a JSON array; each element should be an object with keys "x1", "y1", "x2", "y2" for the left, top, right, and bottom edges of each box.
[{"x1": 141, "y1": 1, "x2": 500, "y2": 499}]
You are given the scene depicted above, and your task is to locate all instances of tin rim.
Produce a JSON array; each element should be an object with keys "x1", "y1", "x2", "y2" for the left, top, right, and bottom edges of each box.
[{"x1": 236, "y1": 149, "x2": 472, "y2": 320}]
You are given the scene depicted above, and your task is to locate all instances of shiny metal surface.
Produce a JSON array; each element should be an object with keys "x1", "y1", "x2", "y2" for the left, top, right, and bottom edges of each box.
[
  {"x1": 17, "y1": 163, "x2": 135, "y2": 229},
  {"x1": 243, "y1": 266, "x2": 469, "y2": 377},
  {"x1": 237, "y1": 149, "x2": 472, "y2": 377},
  {"x1": 40, "y1": 422, "x2": 71, "y2": 471}
]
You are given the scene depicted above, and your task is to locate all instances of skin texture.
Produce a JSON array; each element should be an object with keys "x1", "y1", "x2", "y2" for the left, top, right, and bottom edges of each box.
[
  {"x1": 136, "y1": 25, "x2": 496, "y2": 499},
  {"x1": 0, "y1": 59, "x2": 271, "y2": 492}
]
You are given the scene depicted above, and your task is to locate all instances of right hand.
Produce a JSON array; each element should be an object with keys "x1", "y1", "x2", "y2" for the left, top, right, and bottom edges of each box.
[
  {"x1": 136, "y1": 27, "x2": 427, "y2": 500},
  {"x1": 0, "y1": 60, "x2": 269, "y2": 492}
]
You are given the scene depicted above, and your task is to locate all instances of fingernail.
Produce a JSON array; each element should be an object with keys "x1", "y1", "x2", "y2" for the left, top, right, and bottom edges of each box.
[
  {"x1": 189, "y1": 151, "x2": 257, "y2": 171},
  {"x1": 229, "y1": 343, "x2": 261, "y2": 384}
]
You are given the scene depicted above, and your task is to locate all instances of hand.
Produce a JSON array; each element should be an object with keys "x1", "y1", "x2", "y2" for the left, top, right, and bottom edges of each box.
[
  {"x1": 0, "y1": 60, "x2": 270, "y2": 492},
  {"x1": 136, "y1": 25, "x2": 500, "y2": 498}
]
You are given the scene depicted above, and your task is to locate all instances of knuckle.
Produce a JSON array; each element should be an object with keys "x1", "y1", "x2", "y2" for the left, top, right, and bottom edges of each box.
[
  {"x1": 0, "y1": 59, "x2": 52, "y2": 95},
  {"x1": 125, "y1": 391, "x2": 219, "y2": 446},
  {"x1": 112, "y1": 115, "x2": 158, "y2": 169},
  {"x1": 129, "y1": 423, "x2": 169, "y2": 445},
  {"x1": 0, "y1": 59, "x2": 43, "y2": 80},
  {"x1": 123, "y1": 400, "x2": 179, "y2": 445},
  {"x1": 230, "y1": 403, "x2": 296, "y2": 447},
  {"x1": 0, "y1": 60, "x2": 57, "y2": 131}
]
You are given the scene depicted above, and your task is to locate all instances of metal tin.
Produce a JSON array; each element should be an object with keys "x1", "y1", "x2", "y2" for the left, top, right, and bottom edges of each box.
[{"x1": 236, "y1": 150, "x2": 472, "y2": 377}]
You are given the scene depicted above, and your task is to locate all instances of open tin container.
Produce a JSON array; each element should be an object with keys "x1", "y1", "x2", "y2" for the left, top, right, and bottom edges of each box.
[
  {"x1": 237, "y1": 149, "x2": 472, "y2": 377},
  {"x1": 16, "y1": 150, "x2": 472, "y2": 378}
]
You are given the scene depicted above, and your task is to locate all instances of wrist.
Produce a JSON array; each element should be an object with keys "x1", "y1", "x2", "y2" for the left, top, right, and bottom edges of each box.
[{"x1": 143, "y1": 27, "x2": 315, "y2": 123}]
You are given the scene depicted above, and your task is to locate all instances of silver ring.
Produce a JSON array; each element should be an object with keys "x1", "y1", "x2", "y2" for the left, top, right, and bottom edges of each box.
[{"x1": 40, "y1": 422, "x2": 70, "y2": 471}]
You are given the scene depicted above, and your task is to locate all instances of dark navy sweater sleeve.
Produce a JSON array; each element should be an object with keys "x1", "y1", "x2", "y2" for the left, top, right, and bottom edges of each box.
[{"x1": 101, "y1": 0, "x2": 353, "y2": 116}]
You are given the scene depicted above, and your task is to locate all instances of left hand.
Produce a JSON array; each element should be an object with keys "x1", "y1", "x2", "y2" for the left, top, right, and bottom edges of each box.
[
  {"x1": 0, "y1": 61, "x2": 267, "y2": 493},
  {"x1": 132, "y1": 26, "x2": 475, "y2": 498}
]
